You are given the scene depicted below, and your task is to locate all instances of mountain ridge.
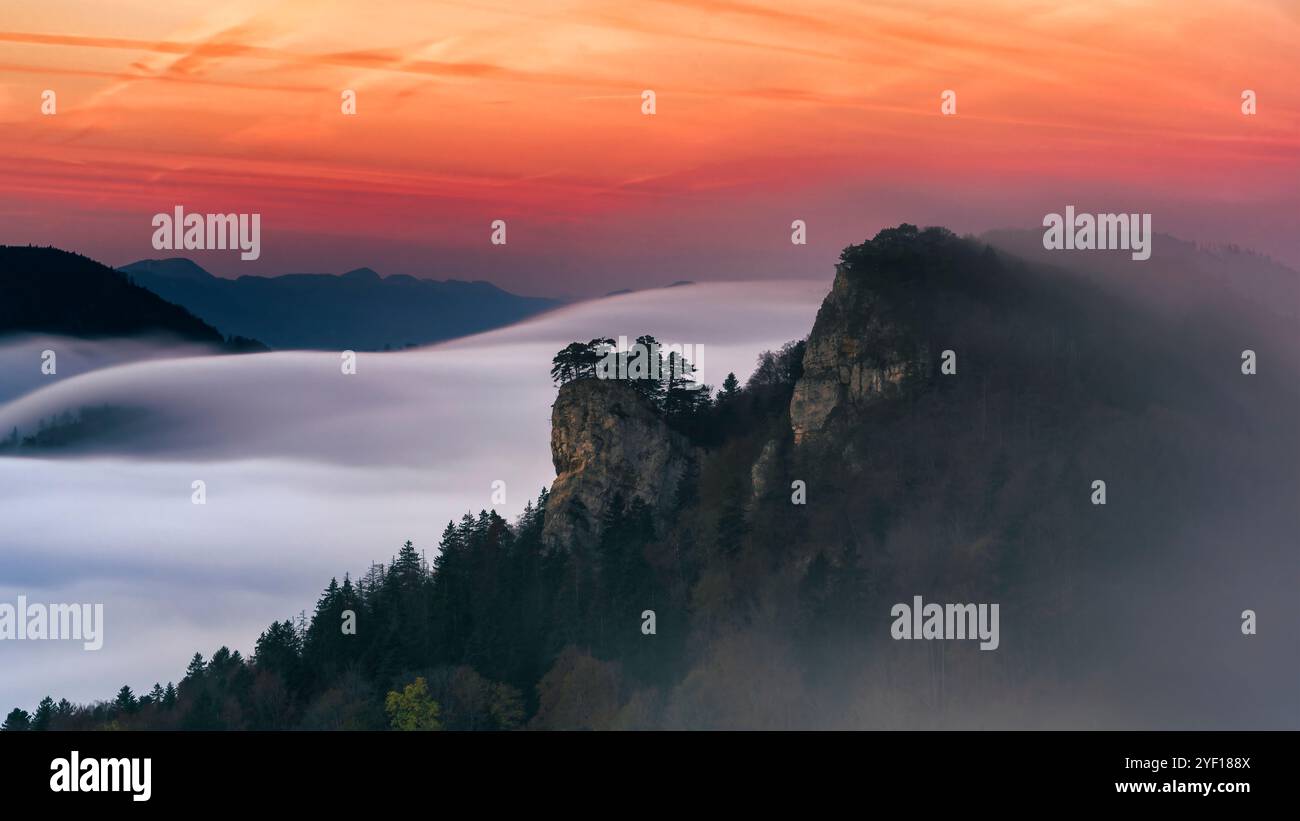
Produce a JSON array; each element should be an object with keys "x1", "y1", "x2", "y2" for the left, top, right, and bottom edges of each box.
[
  {"x1": 0, "y1": 246, "x2": 262, "y2": 351},
  {"x1": 119, "y1": 257, "x2": 563, "y2": 350},
  {"x1": 11, "y1": 225, "x2": 1297, "y2": 730}
]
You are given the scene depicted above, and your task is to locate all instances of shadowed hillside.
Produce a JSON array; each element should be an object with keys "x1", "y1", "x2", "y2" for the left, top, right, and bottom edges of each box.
[{"x1": 0, "y1": 246, "x2": 263, "y2": 351}]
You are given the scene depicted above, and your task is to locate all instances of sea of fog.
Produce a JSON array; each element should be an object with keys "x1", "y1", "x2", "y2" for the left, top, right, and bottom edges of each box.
[{"x1": 0, "y1": 280, "x2": 829, "y2": 711}]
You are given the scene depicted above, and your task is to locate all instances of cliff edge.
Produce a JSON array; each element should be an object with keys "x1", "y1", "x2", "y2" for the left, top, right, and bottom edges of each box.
[{"x1": 542, "y1": 378, "x2": 694, "y2": 550}]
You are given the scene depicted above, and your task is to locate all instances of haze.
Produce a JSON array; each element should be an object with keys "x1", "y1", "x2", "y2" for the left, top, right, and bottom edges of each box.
[{"x1": 0, "y1": 281, "x2": 825, "y2": 710}]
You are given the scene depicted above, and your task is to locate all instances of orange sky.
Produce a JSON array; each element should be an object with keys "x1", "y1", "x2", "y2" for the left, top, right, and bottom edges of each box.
[{"x1": 1, "y1": 0, "x2": 1297, "y2": 294}]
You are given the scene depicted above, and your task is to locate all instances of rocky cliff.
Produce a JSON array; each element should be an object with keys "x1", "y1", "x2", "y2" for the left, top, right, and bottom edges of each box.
[
  {"x1": 788, "y1": 261, "x2": 929, "y2": 445},
  {"x1": 542, "y1": 378, "x2": 694, "y2": 550}
]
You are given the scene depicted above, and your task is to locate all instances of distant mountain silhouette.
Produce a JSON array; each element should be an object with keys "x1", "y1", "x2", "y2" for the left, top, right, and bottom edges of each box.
[
  {"x1": 120, "y1": 258, "x2": 562, "y2": 350},
  {"x1": 0, "y1": 246, "x2": 263, "y2": 350},
  {"x1": 119, "y1": 257, "x2": 213, "y2": 282},
  {"x1": 603, "y1": 281, "x2": 693, "y2": 298}
]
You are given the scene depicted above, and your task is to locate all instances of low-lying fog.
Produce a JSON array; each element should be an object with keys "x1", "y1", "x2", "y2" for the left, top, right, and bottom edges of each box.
[{"x1": 0, "y1": 280, "x2": 829, "y2": 711}]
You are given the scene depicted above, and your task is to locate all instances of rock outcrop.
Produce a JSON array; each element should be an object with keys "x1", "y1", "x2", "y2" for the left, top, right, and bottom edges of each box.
[
  {"x1": 542, "y1": 378, "x2": 694, "y2": 551},
  {"x1": 788, "y1": 261, "x2": 928, "y2": 444}
]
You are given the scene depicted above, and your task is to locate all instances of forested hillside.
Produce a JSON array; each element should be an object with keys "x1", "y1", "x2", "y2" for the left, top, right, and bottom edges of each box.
[
  {"x1": 7, "y1": 226, "x2": 1294, "y2": 731},
  {"x1": 0, "y1": 247, "x2": 262, "y2": 350}
]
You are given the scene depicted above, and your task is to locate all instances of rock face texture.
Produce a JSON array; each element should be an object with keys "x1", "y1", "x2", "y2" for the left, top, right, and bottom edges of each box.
[
  {"x1": 542, "y1": 378, "x2": 693, "y2": 551},
  {"x1": 788, "y1": 262, "x2": 927, "y2": 444}
]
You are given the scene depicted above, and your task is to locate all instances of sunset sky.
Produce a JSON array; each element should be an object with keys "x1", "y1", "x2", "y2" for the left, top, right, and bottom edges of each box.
[{"x1": 1, "y1": 0, "x2": 1297, "y2": 296}]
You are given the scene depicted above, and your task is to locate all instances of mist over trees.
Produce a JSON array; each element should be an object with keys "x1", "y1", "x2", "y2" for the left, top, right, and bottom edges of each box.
[
  {"x1": 6, "y1": 337, "x2": 809, "y2": 730},
  {"x1": 6, "y1": 226, "x2": 1293, "y2": 730}
]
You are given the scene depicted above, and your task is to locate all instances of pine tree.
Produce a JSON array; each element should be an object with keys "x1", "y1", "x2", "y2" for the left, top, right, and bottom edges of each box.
[
  {"x1": 254, "y1": 620, "x2": 303, "y2": 694},
  {"x1": 1, "y1": 708, "x2": 31, "y2": 731},
  {"x1": 582, "y1": 337, "x2": 616, "y2": 378},
  {"x1": 550, "y1": 342, "x2": 588, "y2": 385},
  {"x1": 303, "y1": 577, "x2": 343, "y2": 688},
  {"x1": 208, "y1": 646, "x2": 234, "y2": 679},
  {"x1": 390, "y1": 540, "x2": 423, "y2": 587},
  {"x1": 630, "y1": 335, "x2": 666, "y2": 406},
  {"x1": 662, "y1": 351, "x2": 710, "y2": 421},
  {"x1": 720, "y1": 372, "x2": 740, "y2": 399},
  {"x1": 114, "y1": 685, "x2": 138, "y2": 714},
  {"x1": 31, "y1": 697, "x2": 54, "y2": 731},
  {"x1": 184, "y1": 652, "x2": 206, "y2": 681}
]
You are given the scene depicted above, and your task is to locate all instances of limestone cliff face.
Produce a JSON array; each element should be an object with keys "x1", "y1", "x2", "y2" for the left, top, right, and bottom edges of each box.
[
  {"x1": 542, "y1": 379, "x2": 693, "y2": 550},
  {"x1": 788, "y1": 263, "x2": 928, "y2": 444}
]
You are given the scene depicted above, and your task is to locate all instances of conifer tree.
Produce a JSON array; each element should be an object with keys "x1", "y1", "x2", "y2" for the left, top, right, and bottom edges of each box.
[
  {"x1": 114, "y1": 685, "x2": 138, "y2": 714},
  {"x1": 1, "y1": 708, "x2": 31, "y2": 731},
  {"x1": 550, "y1": 342, "x2": 588, "y2": 384},
  {"x1": 31, "y1": 697, "x2": 54, "y2": 731},
  {"x1": 720, "y1": 372, "x2": 740, "y2": 399},
  {"x1": 184, "y1": 652, "x2": 207, "y2": 681}
]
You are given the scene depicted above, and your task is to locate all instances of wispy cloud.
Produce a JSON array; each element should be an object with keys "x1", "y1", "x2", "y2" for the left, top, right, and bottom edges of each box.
[{"x1": 1, "y1": 0, "x2": 1297, "y2": 284}]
